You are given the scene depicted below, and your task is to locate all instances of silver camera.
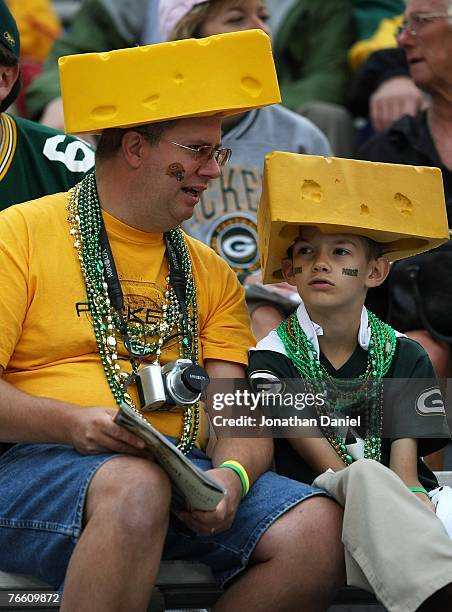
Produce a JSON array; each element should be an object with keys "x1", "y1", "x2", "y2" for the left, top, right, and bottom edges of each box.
[{"x1": 136, "y1": 358, "x2": 210, "y2": 411}]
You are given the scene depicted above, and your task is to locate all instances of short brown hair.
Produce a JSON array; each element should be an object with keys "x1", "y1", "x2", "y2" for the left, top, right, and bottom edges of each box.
[
  {"x1": 95, "y1": 120, "x2": 175, "y2": 160},
  {"x1": 363, "y1": 237, "x2": 383, "y2": 261}
]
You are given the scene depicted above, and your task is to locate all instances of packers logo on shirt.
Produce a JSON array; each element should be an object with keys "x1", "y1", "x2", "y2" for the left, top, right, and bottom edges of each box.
[
  {"x1": 415, "y1": 387, "x2": 445, "y2": 416},
  {"x1": 208, "y1": 214, "x2": 260, "y2": 274},
  {"x1": 249, "y1": 370, "x2": 286, "y2": 396},
  {"x1": 122, "y1": 282, "x2": 178, "y2": 351},
  {"x1": 75, "y1": 281, "x2": 179, "y2": 356}
]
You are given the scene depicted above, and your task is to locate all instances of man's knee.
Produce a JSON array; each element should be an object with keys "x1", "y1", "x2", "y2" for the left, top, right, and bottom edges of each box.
[
  {"x1": 254, "y1": 496, "x2": 343, "y2": 562},
  {"x1": 85, "y1": 456, "x2": 172, "y2": 532},
  {"x1": 252, "y1": 496, "x2": 345, "y2": 596}
]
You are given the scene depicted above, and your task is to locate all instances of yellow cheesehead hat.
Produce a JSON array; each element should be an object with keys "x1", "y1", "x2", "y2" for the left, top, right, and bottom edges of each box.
[
  {"x1": 58, "y1": 29, "x2": 280, "y2": 135},
  {"x1": 259, "y1": 152, "x2": 449, "y2": 284}
]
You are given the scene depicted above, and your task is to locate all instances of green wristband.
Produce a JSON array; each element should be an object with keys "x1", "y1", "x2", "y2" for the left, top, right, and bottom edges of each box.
[
  {"x1": 219, "y1": 461, "x2": 250, "y2": 497},
  {"x1": 408, "y1": 486, "x2": 429, "y2": 496}
]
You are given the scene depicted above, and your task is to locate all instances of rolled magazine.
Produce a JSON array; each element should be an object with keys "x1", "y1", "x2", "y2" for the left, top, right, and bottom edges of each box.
[{"x1": 115, "y1": 402, "x2": 225, "y2": 511}]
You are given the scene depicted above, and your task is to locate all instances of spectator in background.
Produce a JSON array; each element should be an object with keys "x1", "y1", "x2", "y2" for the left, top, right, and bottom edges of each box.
[
  {"x1": 349, "y1": 1, "x2": 427, "y2": 135},
  {"x1": 350, "y1": 46, "x2": 427, "y2": 135},
  {"x1": 7, "y1": 0, "x2": 62, "y2": 116},
  {"x1": 349, "y1": 0, "x2": 405, "y2": 71},
  {"x1": 360, "y1": 0, "x2": 452, "y2": 238},
  {"x1": 25, "y1": 0, "x2": 153, "y2": 128},
  {"x1": 267, "y1": 0, "x2": 356, "y2": 157},
  {"x1": 160, "y1": 0, "x2": 332, "y2": 340},
  {"x1": 358, "y1": 0, "x2": 452, "y2": 469},
  {"x1": 0, "y1": 0, "x2": 94, "y2": 209}
]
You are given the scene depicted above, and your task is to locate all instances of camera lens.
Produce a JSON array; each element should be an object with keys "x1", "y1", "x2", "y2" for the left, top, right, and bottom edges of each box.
[{"x1": 181, "y1": 365, "x2": 210, "y2": 394}]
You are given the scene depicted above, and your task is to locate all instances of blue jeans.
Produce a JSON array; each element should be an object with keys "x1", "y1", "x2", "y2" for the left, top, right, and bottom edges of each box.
[{"x1": 0, "y1": 443, "x2": 325, "y2": 588}]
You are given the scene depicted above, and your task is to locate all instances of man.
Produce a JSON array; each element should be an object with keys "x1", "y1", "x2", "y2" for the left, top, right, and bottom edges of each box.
[
  {"x1": 0, "y1": 0, "x2": 93, "y2": 209},
  {"x1": 0, "y1": 32, "x2": 344, "y2": 611}
]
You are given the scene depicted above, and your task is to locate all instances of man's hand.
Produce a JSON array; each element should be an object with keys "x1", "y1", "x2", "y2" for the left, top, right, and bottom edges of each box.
[
  {"x1": 370, "y1": 76, "x2": 426, "y2": 132},
  {"x1": 176, "y1": 466, "x2": 243, "y2": 535},
  {"x1": 68, "y1": 406, "x2": 148, "y2": 455}
]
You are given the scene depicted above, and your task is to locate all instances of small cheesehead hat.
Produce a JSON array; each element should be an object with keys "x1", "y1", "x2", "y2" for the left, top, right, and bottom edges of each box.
[
  {"x1": 259, "y1": 152, "x2": 449, "y2": 284},
  {"x1": 58, "y1": 29, "x2": 280, "y2": 135}
]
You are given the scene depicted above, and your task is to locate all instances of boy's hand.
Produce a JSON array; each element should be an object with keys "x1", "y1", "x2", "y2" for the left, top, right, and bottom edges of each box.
[{"x1": 414, "y1": 490, "x2": 436, "y2": 512}]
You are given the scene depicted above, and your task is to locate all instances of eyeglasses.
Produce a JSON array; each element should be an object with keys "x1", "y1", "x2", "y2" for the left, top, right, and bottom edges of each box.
[
  {"x1": 169, "y1": 141, "x2": 232, "y2": 168},
  {"x1": 396, "y1": 11, "x2": 452, "y2": 37}
]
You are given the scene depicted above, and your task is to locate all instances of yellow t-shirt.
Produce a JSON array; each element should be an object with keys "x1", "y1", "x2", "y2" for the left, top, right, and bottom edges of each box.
[{"x1": 0, "y1": 192, "x2": 254, "y2": 445}]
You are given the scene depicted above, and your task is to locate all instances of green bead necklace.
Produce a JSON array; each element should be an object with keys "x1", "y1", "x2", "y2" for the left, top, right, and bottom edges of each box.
[
  {"x1": 277, "y1": 310, "x2": 397, "y2": 465},
  {"x1": 67, "y1": 171, "x2": 200, "y2": 454}
]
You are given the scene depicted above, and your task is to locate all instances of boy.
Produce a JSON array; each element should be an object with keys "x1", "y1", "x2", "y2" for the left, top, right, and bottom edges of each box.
[
  {"x1": 248, "y1": 152, "x2": 450, "y2": 497},
  {"x1": 247, "y1": 152, "x2": 452, "y2": 611}
]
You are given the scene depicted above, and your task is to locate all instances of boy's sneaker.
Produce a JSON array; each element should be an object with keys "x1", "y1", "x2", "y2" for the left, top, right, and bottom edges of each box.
[{"x1": 429, "y1": 485, "x2": 452, "y2": 538}]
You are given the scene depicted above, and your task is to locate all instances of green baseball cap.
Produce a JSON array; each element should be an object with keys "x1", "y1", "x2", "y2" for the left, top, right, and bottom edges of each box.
[{"x1": 0, "y1": 0, "x2": 20, "y2": 59}]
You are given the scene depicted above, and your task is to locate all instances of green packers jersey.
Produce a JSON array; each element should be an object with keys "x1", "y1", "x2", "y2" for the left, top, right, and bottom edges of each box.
[
  {"x1": 0, "y1": 113, "x2": 94, "y2": 209},
  {"x1": 248, "y1": 337, "x2": 450, "y2": 489}
]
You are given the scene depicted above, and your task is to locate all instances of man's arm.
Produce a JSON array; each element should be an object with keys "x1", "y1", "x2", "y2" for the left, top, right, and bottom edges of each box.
[
  {"x1": 207, "y1": 360, "x2": 273, "y2": 479},
  {"x1": 177, "y1": 359, "x2": 273, "y2": 535},
  {"x1": 0, "y1": 365, "x2": 146, "y2": 455}
]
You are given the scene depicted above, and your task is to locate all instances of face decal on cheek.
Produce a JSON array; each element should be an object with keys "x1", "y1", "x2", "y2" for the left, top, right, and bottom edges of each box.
[
  {"x1": 342, "y1": 268, "x2": 359, "y2": 277},
  {"x1": 293, "y1": 266, "x2": 303, "y2": 275},
  {"x1": 166, "y1": 162, "x2": 186, "y2": 182}
]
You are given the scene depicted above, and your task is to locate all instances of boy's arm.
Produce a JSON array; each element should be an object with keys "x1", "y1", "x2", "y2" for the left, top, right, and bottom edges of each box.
[
  {"x1": 287, "y1": 437, "x2": 346, "y2": 474},
  {"x1": 247, "y1": 349, "x2": 346, "y2": 476},
  {"x1": 390, "y1": 438, "x2": 435, "y2": 512}
]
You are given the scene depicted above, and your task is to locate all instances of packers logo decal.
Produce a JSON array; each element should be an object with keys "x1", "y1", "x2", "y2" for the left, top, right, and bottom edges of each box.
[
  {"x1": 208, "y1": 214, "x2": 259, "y2": 274},
  {"x1": 3, "y1": 31, "x2": 15, "y2": 47},
  {"x1": 415, "y1": 387, "x2": 445, "y2": 416}
]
